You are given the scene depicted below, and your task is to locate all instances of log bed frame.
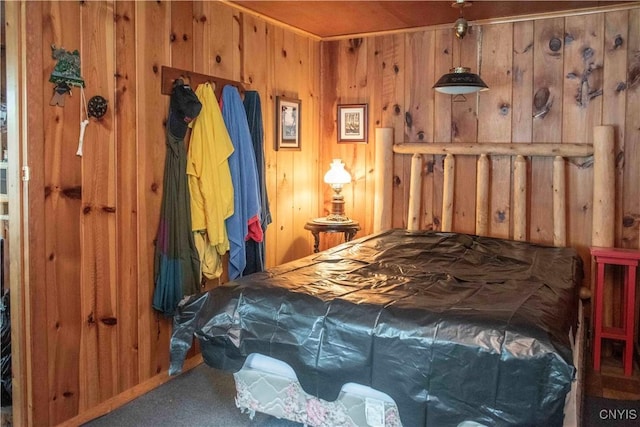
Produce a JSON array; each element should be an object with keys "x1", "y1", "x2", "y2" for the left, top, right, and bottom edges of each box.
[{"x1": 373, "y1": 125, "x2": 616, "y2": 427}]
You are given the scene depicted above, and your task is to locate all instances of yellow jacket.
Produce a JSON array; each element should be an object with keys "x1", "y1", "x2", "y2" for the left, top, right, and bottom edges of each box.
[{"x1": 187, "y1": 83, "x2": 234, "y2": 277}]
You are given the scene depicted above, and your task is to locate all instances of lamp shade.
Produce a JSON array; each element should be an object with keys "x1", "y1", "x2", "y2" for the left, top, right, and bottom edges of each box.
[
  {"x1": 433, "y1": 67, "x2": 488, "y2": 95},
  {"x1": 324, "y1": 159, "x2": 351, "y2": 185}
]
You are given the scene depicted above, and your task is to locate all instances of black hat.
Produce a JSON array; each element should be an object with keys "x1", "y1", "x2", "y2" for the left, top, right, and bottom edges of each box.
[{"x1": 168, "y1": 80, "x2": 202, "y2": 138}]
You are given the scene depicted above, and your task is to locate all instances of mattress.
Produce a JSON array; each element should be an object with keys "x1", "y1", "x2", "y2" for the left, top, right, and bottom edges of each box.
[{"x1": 170, "y1": 230, "x2": 583, "y2": 426}]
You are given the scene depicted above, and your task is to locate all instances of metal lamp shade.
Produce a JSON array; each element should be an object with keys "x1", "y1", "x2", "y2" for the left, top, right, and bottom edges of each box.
[{"x1": 433, "y1": 67, "x2": 488, "y2": 95}]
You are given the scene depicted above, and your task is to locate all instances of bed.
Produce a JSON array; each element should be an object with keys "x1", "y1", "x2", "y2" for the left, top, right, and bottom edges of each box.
[{"x1": 169, "y1": 126, "x2": 616, "y2": 427}]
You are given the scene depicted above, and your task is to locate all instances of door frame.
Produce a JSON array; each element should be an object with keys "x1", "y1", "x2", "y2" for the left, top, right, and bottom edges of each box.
[{"x1": 5, "y1": 2, "x2": 29, "y2": 426}]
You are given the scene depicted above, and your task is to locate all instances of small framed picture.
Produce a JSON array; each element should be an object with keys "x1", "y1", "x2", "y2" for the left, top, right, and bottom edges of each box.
[
  {"x1": 337, "y1": 103, "x2": 368, "y2": 143},
  {"x1": 276, "y1": 96, "x2": 301, "y2": 151}
]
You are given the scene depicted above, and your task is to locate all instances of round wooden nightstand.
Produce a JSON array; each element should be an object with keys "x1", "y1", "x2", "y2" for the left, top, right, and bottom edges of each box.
[{"x1": 304, "y1": 219, "x2": 361, "y2": 253}]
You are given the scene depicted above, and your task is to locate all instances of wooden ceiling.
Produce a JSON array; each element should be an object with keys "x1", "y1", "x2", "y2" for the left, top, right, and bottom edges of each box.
[{"x1": 228, "y1": 1, "x2": 634, "y2": 39}]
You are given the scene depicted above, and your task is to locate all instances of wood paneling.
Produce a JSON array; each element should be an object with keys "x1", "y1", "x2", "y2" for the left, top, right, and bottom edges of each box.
[
  {"x1": 78, "y1": 0, "x2": 118, "y2": 411},
  {"x1": 432, "y1": 28, "x2": 453, "y2": 231},
  {"x1": 623, "y1": 8, "x2": 640, "y2": 250},
  {"x1": 477, "y1": 22, "x2": 513, "y2": 239},
  {"x1": 114, "y1": 0, "x2": 139, "y2": 395},
  {"x1": 450, "y1": 25, "x2": 479, "y2": 235},
  {"x1": 9, "y1": 1, "x2": 640, "y2": 425},
  {"x1": 135, "y1": 0, "x2": 170, "y2": 384},
  {"x1": 25, "y1": 2, "x2": 49, "y2": 425},
  {"x1": 531, "y1": 17, "x2": 565, "y2": 244},
  {"x1": 375, "y1": 34, "x2": 407, "y2": 230},
  {"x1": 41, "y1": 1, "x2": 83, "y2": 423},
  {"x1": 406, "y1": 31, "x2": 435, "y2": 230}
]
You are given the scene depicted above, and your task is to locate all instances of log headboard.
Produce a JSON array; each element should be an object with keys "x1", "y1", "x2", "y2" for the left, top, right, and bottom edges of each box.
[{"x1": 373, "y1": 125, "x2": 615, "y2": 251}]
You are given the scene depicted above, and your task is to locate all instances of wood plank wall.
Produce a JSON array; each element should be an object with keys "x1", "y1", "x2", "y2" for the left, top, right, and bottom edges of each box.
[
  {"x1": 12, "y1": 1, "x2": 319, "y2": 425},
  {"x1": 320, "y1": 8, "x2": 640, "y2": 256},
  {"x1": 7, "y1": 1, "x2": 640, "y2": 425}
]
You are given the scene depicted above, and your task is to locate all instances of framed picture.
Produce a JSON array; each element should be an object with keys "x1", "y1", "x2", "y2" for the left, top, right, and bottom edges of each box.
[
  {"x1": 337, "y1": 103, "x2": 368, "y2": 143},
  {"x1": 276, "y1": 96, "x2": 301, "y2": 151}
]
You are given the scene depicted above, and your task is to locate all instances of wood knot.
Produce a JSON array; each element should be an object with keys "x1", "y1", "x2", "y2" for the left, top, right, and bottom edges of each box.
[
  {"x1": 62, "y1": 186, "x2": 82, "y2": 199},
  {"x1": 582, "y1": 47, "x2": 594, "y2": 61},
  {"x1": 101, "y1": 317, "x2": 118, "y2": 326},
  {"x1": 549, "y1": 37, "x2": 562, "y2": 52},
  {"x1": 215, "y1": 55, "x2": 222, "y2": 63},
  {"x1": 348, "y1": 38, "x2": 363, "y2": 52},
  {"x1": 405, "y1": 112, "x2": 413, "y2": 128},
  {"x1": 533, "y1": 87, "x2": 551, "y2": 118},
  {"x1": 622, "y1": 216, "x2": 635, "y2": 227},
  {"x1": 425, "y1": 161, "x2": 434, "y2": 174},
  {"x1": 614, "y1": 35, "x2": 623, "y2": 49},
  {"x1": 151, "y1": 183, "x2": 159, "y2": 193}
]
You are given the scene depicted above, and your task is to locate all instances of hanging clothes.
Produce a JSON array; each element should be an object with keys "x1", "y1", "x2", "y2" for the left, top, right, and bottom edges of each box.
[
  {"x1": 152, "y1": 81, "x2": 202, "y2": 316},
  {"x1": 243, "y1": 91, "x2": 272, "y2": 275},
  {"x1": 220, "y1": 85, "x2": 262, "y2": 280},
  {"x1": 187, "y1": 83, "x2": 235, "y2": 280}
]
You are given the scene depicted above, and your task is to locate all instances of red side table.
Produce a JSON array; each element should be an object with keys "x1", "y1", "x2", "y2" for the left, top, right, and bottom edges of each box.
[{"x1": 590, "y1": 246, "x2": 640, "y2": 376}]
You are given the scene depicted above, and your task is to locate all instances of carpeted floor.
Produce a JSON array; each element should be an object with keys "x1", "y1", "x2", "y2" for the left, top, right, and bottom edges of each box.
[
  {"x1": 82, "y1": 364, "x2": 301, "y2": 427},
  {"x1": 83, "y1": 364, "x2": 639, "y2": 427}
]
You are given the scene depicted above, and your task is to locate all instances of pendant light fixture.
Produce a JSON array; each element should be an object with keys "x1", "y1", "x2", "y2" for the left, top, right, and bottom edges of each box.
[{"x1": 433, "y1": 0, "x2": 488, "y2": 95}]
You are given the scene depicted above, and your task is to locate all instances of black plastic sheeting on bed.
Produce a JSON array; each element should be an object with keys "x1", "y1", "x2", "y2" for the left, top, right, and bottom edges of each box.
[{"x1": 169, "y1": 230, "x2": 583, "y2": 427}]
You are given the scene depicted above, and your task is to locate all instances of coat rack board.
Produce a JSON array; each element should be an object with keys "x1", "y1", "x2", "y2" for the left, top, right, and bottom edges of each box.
[{"x1": 161, "y1": 66, "x2": 245, "y2": 99}]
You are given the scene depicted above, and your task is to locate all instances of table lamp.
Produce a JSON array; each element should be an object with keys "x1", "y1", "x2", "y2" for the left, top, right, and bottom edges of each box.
[{"x1": 323, "y1": 159, "x2": 352, "y2": 222}]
